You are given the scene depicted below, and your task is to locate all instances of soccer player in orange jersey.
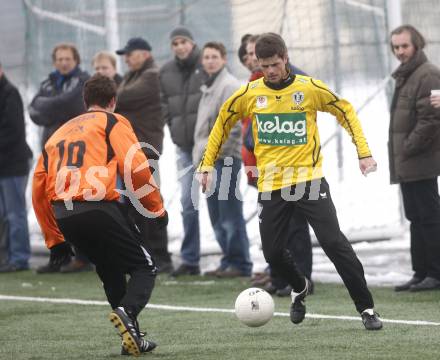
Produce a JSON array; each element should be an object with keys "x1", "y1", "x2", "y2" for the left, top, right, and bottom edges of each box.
[{"x1": 32, "y1": 74, "x2": 167, "y2": 355}]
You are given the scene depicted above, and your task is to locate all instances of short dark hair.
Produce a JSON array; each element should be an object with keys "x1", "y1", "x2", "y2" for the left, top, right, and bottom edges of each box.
[
  {"x1": 203, "y1": 41, "x2": 227, "y2": 58},
  {"x1": 83, "y1": 74, "x2": 117, "y2": 109},
  {"x1": 52, "y1": 43, "x2": 81, "y2": 64},
  {"x1": 255, "y1": 33, "x2": 287, "y2": 59},
  {"x1": 238, "y1": 42, "x2": 247, "y2": 64},
  {"x1": 247, "y1": 34, "x2": 260, "y2": 45},
  {"x1": 240, "y1": 33, "x2": 252, "y2": 45},
  {"x1": 238, "y1": 33, "x2": 253, "y2": 63},
  {"x1": 390, "y1": 24, "x2": 426, "y2": 51}
]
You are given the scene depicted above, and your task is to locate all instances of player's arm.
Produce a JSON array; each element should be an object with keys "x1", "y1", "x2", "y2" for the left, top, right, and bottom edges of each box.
[
  {"x1": 311, "y1": 78, "x2": 372, "y2": 159},
  {"x1": 197, "y1": 85, "x2": 248, "y2": 192},
  {"x1": 197, "y1": 84, "x2": 248, "y2": 172},
  {"x1": 110, "y1": 116, "x2": 165, "y2": 217},
  {"x1": 32, "y1": 154, "x2": 65, "y2": 249}
]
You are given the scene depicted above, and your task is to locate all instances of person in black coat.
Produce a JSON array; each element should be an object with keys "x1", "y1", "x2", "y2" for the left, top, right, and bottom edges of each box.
[
  {"x1": 29, "y1": 43, "x2": 92, "y2": 274},
  {"x1": 29, "y1": 43, "x2": 90, "y2": 148},
  {"x1": 0, "y1": 62, "x2": 33, "y2": 272}
]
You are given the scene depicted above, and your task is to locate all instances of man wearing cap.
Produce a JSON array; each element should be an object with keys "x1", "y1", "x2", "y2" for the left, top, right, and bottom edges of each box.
[
  {"x1": 116, "y1": 37, "x2": 172, "y2": 273},
  {"x1": 160, "y1": 27, "x2": 207, "y2": 276}
]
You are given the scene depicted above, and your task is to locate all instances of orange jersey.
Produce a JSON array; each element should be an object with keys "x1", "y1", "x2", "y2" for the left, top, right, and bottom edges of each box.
[{"x1": 32, "y1": 110, "x2": 165, "y2": 249}]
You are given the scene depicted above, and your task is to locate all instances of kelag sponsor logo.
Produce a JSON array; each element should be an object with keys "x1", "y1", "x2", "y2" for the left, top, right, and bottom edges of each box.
[{"x1": 255, "y1": 113, "x2": 307, "y2": 146}]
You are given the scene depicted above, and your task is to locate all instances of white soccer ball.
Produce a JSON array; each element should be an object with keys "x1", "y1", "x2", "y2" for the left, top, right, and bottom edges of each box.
[{"x1": 234, "y1": 287, "x2": 274, "y2": 327}]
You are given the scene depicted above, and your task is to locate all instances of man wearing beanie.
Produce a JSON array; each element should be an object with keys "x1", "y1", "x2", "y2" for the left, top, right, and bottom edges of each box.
[{"x1": 160, "y1": 27, "x2": 207, "y2": 276}]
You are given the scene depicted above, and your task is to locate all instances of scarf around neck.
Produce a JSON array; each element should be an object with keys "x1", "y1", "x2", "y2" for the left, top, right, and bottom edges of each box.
[{"x1": 392, "y1": 50, "x2": 428, "y2": 88}]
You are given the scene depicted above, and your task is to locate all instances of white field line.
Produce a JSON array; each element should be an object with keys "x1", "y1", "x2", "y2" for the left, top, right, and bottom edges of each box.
[{"x1": 0, "y1": 294, "x2": 439, "y2": 327}]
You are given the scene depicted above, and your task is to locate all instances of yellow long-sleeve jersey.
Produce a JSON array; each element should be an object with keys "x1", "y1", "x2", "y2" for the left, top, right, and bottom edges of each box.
[{"x1": 198, "y1": 75, "x2": 372, "y2": 192}]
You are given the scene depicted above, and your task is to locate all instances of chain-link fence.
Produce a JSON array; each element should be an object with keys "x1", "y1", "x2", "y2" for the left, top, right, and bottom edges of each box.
[{"x1": 21, "y1": 0, "x2": 440, "y2": 87}]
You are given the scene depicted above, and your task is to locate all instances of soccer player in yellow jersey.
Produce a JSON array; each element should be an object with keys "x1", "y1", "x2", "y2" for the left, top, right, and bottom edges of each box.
[{"x1": 198, "y1": 33, "x2": 382, "y2": 330}]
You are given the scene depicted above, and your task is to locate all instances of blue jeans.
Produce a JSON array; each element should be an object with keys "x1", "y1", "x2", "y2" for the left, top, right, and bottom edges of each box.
[
  {"x1": 0, "y1": 176, "x2": 31, "y2": 268},
  {"x1": 206, "y1": 157, "x2": 252, "y2": 275},
  {"x1": 176, "y1": 148, "x2": 200, "y2": 266}
]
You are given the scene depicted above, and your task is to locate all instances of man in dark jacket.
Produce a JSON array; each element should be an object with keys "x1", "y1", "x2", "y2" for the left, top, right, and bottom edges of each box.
[
  {"x1": 0, "y1": 63, "x2": 33, "y2": 272},
  {"x1": 29, "y1": 43, "x2": 91, "y2": 273},
  {"x1": 160, "y1": 27, "x2": 207, "y2": 276},
  {"x1": 116, "y1": 37, "x2": 172, "y2": 273},
  {"x1": 29, "y1": 43, "x2": 90, "y2": 148},
  {"x1": 389, "y1": 25, "x2": 440, "y2": 292}
]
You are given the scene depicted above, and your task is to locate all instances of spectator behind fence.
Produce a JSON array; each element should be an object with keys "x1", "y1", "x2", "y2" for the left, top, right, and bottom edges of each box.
[
  {"x1": 0, "y1": 62, "x2": 33, "y2": 273},
  {"x1": 29, "y1": 43, "x2": 92, "y2": 274},
  {"x1": 389, "y1": 25, "x2": 440, "y2": 292},
  {"x1": 160, "y1": 27, "x2": 207, "y2": 277},
  {"x1": 240, "y1": 34, "x2": 314, "y2": 297},
  {"x1": 29, "y1": 43, "x2": 90, "y2": 148},
  {"x1": 193, "y1": 41, "x2": 252, "y2": 278},
  {"x1": 92, "y1": 51, "x2": 123, "y2": 87},
  {"x1": 115, "y1": 37, "x2": 172, "y2": 273}
]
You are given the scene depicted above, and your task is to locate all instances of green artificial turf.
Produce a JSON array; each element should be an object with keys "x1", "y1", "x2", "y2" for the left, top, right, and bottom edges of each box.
[{"x1": 0, "y1": 271, "x2": 439, "y2": 360}]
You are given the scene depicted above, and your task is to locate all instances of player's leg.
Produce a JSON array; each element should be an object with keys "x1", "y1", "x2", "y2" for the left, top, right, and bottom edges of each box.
[
  {"x1": 56, "y1": 205, "x2": 158, "y2": 354},
  {"x1": 258, "y1": 189, "x2": 305, "y2": 290},
  {"x1": 297, "y1": 178, "x2": 382, "y2": 330},
  {"x1": 270, "y1": 210, "x2": 313, "y2": 296},
  {"x1": 258, "y1": 189, "x2": 310, "y2": 324}
]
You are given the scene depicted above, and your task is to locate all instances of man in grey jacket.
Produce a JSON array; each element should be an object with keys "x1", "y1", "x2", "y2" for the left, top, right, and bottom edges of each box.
[
  {"x1": 116, "y1": 37, "x2": 171, "y2": 273},
  {"x1": 193, "y1": 41, "x2": 252, "y2": 278},
  {"x1": 389, "y1": 25, "x2": 440, "y2": 292},
  {"x1": 160, "y1": 27, "x2": 207, "y2": 276}
]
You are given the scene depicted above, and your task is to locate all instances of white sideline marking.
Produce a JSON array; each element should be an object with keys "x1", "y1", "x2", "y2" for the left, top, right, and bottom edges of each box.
[{"x1": 0, "y1": 294, "x2": 439, "y2": 327}]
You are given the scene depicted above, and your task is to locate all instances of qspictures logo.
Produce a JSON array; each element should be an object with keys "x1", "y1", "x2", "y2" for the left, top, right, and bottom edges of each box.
[{"x1": 255, "y1": 113, "x2": 307, "y2": 146}]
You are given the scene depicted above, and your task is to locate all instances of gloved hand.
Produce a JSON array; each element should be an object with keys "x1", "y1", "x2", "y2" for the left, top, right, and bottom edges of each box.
[
  {"x1": 49, "y1": 242, "x2": 74, "y2": 267},
  {"x1": 156, "y1": 210, "x2": 168, "y2": 229}
]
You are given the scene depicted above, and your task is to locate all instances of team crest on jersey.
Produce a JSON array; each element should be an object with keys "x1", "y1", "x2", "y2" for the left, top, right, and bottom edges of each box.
[
  {"x1": 292, "y1": 91, "x2": 304, "y2": 105},
  {"x1": 256, "y1": 96, "x2": 268, "y2": 109}
]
